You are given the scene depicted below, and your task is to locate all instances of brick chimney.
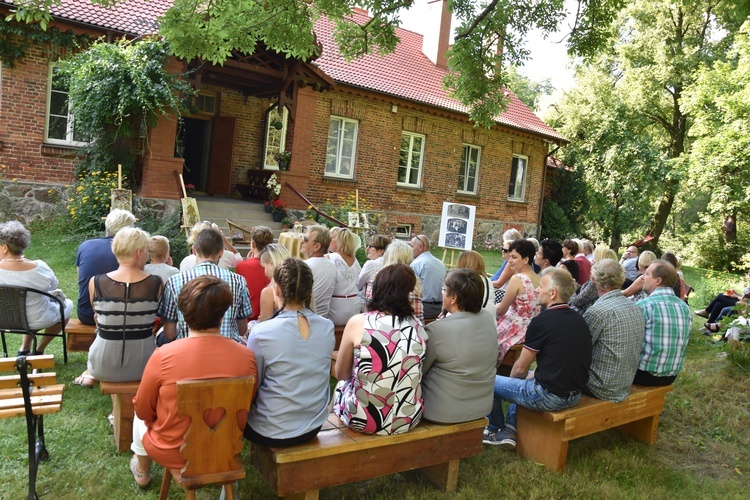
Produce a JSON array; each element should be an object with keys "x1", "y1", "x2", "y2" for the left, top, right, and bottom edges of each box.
[{"x1": 421, "y1": 0, "x2": 451, "y2": 67}]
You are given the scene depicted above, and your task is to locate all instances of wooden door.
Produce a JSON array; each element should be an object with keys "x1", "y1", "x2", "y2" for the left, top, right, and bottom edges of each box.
[{"x1": 207, "y1": 117, "x2": 236, "y2": 196}]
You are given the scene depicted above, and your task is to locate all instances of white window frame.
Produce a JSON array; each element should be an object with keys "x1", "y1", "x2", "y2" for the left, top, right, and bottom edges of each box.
[
  {"x1": 263, "y1": 105, "x2": 288, "y2": 170},
  {"x1": 395, "y1": 224, "x2": 413, "y2": 240},
  {"x1": 458, "y1": 144, "x2": 481, "y2": 194},
  {"x1": 45, "y1": 65, "x2": 86, "y2": 146},
  {"x1": 325, "y1": 116, "x2": 358, "y2": 179},
  {"x1": 397, "y1": 131, "x2": 425, "y2": 188},
  {"x1": 508, "y1": 154, "x2": 528, "y2": 201}
]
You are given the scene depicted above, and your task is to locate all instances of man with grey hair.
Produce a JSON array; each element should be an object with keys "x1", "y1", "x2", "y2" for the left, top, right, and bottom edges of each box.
[
  {"x1": 484, "y1": 267, "x2": 592, "y2": 449},
  {"x1": 300, "y1": 224, "x2": 336, "y2": 318},
  {"x1": 410, "y1": 233, "x2": 446, "y2": 319},
  {"x1": 75, "y1": 209, "x2": 136, "y2": 325},
  {"x1": 583, "y1": 259, "x2": 645, "y2": 402}
]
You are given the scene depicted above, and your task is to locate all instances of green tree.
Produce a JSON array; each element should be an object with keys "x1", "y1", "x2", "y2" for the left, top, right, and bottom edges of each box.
[
  {"x1": 680, "y1": 20, "x2": 750, "y2": 269},
  {"x1": 608, "y1": 0, "x2": 750, "y2": 249},
  {"x1": 549, "y1": 64, "x2": 665, "y2": 249},
  {"x1": 505, "y1": 66, "x2": 554, "y2": 112},
  {"x1": 8, "y1": 0, "x2": 627, "y2": 128}
]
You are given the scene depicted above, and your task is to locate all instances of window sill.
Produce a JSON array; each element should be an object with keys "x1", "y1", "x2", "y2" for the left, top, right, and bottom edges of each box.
[
  {"x1": 322, "y1": 176, "x2": 356, "y2": 185},
  {"x1": 507, "y1": 198, "x2": 528, "y2": 205},
  {"x1": 396, "y1": 184, "x2": 424, "y2": 194},
  {"x1": 40, "y1": 143, "x2": 82, "y2": 158},
  {"x1": 456, "y1": 191, "x2": 480, "y2": 200}
]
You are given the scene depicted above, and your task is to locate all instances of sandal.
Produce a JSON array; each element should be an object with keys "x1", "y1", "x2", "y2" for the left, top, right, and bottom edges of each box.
[
  {"x1": 130, "y1": 455, "x2": 152, "y2": 489},
  {"x1": 694, "y1": 309, "x2": 709, "y2": 318},
  {"x1": 706, "y1": 323, "x2": 721, "y2": 333},
  {"x1": 73, "y1": 370, "x2": 97, "y2": 388}
]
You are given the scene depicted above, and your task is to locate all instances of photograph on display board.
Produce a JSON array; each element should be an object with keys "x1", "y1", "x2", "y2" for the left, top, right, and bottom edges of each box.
[{"x1": 438, "y1": 202, "x2": 475, "y2": 250}]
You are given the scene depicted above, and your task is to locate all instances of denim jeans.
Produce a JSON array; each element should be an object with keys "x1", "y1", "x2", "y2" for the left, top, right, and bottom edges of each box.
[{"x1": 486, "y1": 376, "x2": 581, "y2": 433}]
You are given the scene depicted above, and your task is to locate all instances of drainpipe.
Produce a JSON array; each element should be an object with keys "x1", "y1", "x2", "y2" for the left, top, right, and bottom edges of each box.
[{"x1": 537, "y1": 143, "x2": 561, "y2": 239}]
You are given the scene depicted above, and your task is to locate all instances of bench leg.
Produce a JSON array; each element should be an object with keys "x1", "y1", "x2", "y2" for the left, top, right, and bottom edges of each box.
[
  {"x1": 516, "y1": 408, "x2": 568, "y2": 472},
  {"x1": 617, "y1": 414, "x2": 661, "y2": 445},
  {"x1": 282, "y1": 490, "x2": 319, "y2": 500},
  {"x1": 417, "y1": 459, "x2": 459, "y2": 492},
  {"x1": 111, "y1": 394, "x2": 136, "y2": 453}
]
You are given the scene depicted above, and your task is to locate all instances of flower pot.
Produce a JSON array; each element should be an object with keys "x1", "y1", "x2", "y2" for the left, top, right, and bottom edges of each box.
[
  {"x1": 272, "y1": 211, "x2": 285, "y2": 222},
  {"x1": 264, "y1": 204, "x2": 272, "y2": 213},
  {"x1": 278, "y1": 160, "x2": 289, "y2": 171}
]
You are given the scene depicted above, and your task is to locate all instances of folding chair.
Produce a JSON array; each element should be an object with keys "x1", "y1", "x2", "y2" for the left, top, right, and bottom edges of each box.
[{"x1": 0, "y1": 286, "x2": 68, "y2": 364}]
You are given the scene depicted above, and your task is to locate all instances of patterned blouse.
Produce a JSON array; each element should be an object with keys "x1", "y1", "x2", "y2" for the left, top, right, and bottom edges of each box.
[{"x1": 333, "y1": 311, "x2": 428, "y2": 435}]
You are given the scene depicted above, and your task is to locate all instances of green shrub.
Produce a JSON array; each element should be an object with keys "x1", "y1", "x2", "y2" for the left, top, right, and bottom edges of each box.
[{"x1": 66, "y1": 170, "x2": 118, "y2": 238}]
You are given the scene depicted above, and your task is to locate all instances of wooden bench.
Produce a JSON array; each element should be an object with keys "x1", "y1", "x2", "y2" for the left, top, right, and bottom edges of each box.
[
  {"x1": 516, "y1": 384, "x2": 674, "y2": 472},
  {"x1": 251, "y1": 413, "x2": 487, "y2": 499},
  {"x1": 0, "y1": 354, "x2": 64, "y2": 498},
  {"x1": 100, "y1": 380, "x2": 140, "y2": 453},
  {"x1": 497, "y1": 343, "x2": 523, "y2": 376},
  {"x1": 65, "y1": 318, "x2": 96, "y2": 353},
  {"x1": 236, "y1": 169, "x2": 273, "y2": 201}
]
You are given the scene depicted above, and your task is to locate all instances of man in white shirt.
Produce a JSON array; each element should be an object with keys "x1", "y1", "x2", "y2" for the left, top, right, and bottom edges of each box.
[
  {"x1": 410, "y1": 234, "x2": 446, "y2": 320},
  {"x1": 301, "y1": 225, "x2": 336, "y2": 318},
  {"x1": 620, "y1": 246, "x2": 640, "y2": 288}
]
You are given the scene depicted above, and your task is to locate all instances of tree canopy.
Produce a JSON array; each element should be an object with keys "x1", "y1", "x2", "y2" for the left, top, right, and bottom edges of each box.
[{"x1": 7, "y1": 0, "x2": 627, "y2": 127}]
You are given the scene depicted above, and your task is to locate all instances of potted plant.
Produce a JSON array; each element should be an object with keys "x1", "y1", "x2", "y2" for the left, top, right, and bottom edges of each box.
[
  {"x1": 280, "y1": 217, "x2": 292, "y2": 229},
  {"x1": 271, "y1": 199, "x2": 287, "y2": 222},
  {"x1": 273, "y1": 150, "x2": 292, "y2": 170},
  {"x1": 266, "y1": 173, "x2": 281, "y2": 205}
]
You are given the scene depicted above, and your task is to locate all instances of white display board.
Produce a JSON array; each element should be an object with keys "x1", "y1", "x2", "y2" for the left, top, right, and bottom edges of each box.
[{"x1": 438, "y1": 202, "x2": 475, "y2": 250}]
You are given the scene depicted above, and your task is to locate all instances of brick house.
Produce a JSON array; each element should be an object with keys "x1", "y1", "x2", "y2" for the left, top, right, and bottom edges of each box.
[{"x1": 0, "y1": 0, "x2": 566, "y2": 239}]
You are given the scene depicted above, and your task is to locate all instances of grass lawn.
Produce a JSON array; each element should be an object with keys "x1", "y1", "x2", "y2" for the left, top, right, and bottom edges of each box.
[{"x1": 1, "y1": 222, "x2": 748, "y2": 498}]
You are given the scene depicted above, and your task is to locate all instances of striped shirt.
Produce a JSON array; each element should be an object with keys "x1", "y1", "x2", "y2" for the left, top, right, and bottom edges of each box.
[
  {"x1": 158, "y1": 262, "x2": 252, "y2": 341},
  {"x1": 637, "y1": 287, "x2": 692, "y2": 377}
]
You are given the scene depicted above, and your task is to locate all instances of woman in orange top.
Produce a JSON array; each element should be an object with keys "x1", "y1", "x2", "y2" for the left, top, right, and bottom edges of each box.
[{"x1": 130, "y1": 275, "x2": 257, "y2": 488}]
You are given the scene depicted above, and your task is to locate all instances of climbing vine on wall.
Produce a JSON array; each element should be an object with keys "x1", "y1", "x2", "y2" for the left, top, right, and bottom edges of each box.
[
  {"x1": 58, "y1": 37, "x2": 193, "y2": 185},
  {"x1": 0, "y1": 18, "x2": 87, "y2": 67}
]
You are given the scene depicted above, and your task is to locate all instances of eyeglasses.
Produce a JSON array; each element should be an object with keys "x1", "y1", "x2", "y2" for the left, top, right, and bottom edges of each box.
[
  {"x1": 302, "y1": 237, "x2": 308, "y2": 243},
  {"x1": 412, "y1": 235, "x2": 429, "y2": 247}
]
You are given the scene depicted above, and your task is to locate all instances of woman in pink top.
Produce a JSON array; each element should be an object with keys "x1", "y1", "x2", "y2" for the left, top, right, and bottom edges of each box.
[{"x1": 130, "y1": 276, "x2": 257, "y2": 489}]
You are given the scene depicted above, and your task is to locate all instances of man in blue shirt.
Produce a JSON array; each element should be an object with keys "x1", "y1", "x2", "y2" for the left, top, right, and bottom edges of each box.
[
  {"x1": 75, "y1": 209, "x2": 135, "y2": 325},
  {"x1": 410, "y1": 234, "x2": 446, "y2": 319}
]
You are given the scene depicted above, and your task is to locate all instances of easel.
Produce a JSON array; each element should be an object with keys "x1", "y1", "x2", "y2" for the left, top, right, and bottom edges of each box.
[
  {"x1": 178, "y1": 173, "x2": 200, "y2": 237},
  {"x1": 347, "y1": 189, "x2": 368, "y2": 248},
  {"x1": 110, "y1": 164, "x2": 132, "y2": 212},
  {"x1": 441, "y1": 248, "x2": 459, "y2": 269}
]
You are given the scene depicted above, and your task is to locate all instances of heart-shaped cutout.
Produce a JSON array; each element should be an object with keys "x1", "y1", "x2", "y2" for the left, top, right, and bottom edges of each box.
[{"x1": 202, "y1": 408, "x2": 227, "y2": 431}]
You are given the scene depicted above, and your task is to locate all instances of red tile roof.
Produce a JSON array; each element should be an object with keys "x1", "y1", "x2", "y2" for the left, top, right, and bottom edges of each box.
[
  {"x1": 1, "y1": 1, "x2": 565, "y2": 141},
  {"x1": 314, "y1": 11, "x2": 567, "y2": 142}
]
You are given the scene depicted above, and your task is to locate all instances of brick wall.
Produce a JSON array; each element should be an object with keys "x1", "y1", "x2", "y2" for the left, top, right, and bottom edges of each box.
[
  {"x1": 0, "y1": 42, "x2": 80, "y2": 185},
  {"x1": 301, "y1": 87, "x2": 548, "y2": 236}
]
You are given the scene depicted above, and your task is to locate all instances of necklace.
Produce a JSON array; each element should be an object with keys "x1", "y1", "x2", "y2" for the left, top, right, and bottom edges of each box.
[{"x1": 1, "y1": 257, "x2": 27, "y2": 262}]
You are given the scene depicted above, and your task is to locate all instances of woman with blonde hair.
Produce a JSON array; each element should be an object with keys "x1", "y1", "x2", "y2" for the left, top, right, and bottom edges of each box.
[
  {"x1": 179, "y1": 221, "x2": 242, "y2": 271},
  {"x1": 76, "y1": 227, "x2": 163, "y2": 387},
  {"x1": 456, "y1": 250, "x2": 495, "y2": 316},
  {"x1": 569, "y1": 246, "x2": 618, "y2": 314},
  {"x1": 326, "y1": 227, "x2": 362, "y2": 326},
  {"x1": 256, "y1": 244, "x2": 292, "y2": 322},
  {"x1": 365, "y1": 239, "x2": 424, "y2": 324},
  {"x1": 622, "y1": 250, "x2": 658, "y2": 301}
]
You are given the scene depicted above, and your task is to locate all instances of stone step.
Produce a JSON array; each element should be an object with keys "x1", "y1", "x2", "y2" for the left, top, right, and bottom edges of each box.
[{"x1": 192, "y1": 196, "x2": 286, "y2": 250}]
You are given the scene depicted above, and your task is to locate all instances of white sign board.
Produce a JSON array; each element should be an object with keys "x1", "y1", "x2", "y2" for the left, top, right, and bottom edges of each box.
[{"x1": 438, "y1": 202, "x2": 475, "y2": 250}]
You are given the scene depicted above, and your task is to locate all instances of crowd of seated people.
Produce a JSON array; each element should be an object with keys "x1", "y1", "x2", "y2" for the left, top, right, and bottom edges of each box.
[{"x1": 15, "y1": 211, "x2": 706, "y2": 489}]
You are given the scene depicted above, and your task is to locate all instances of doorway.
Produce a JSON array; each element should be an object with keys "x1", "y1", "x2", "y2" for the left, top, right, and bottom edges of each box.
[{"x1": 177, "y1": 117, "x2": 211, "y2": 192}]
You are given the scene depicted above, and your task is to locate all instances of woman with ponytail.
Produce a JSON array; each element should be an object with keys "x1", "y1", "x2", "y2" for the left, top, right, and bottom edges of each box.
[{"x1": 244, "y1": 258, "x2": 335, "y2": 446}]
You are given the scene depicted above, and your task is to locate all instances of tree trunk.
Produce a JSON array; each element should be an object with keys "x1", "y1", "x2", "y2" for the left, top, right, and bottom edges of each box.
[{"x1": 723, "y1": 214, "x2": 737, "y2": 244}]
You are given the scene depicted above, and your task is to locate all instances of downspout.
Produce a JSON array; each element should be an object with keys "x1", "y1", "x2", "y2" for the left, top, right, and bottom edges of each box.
[{"x1": 537, "y1": 143, "x2": 561, "y2": 239}]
